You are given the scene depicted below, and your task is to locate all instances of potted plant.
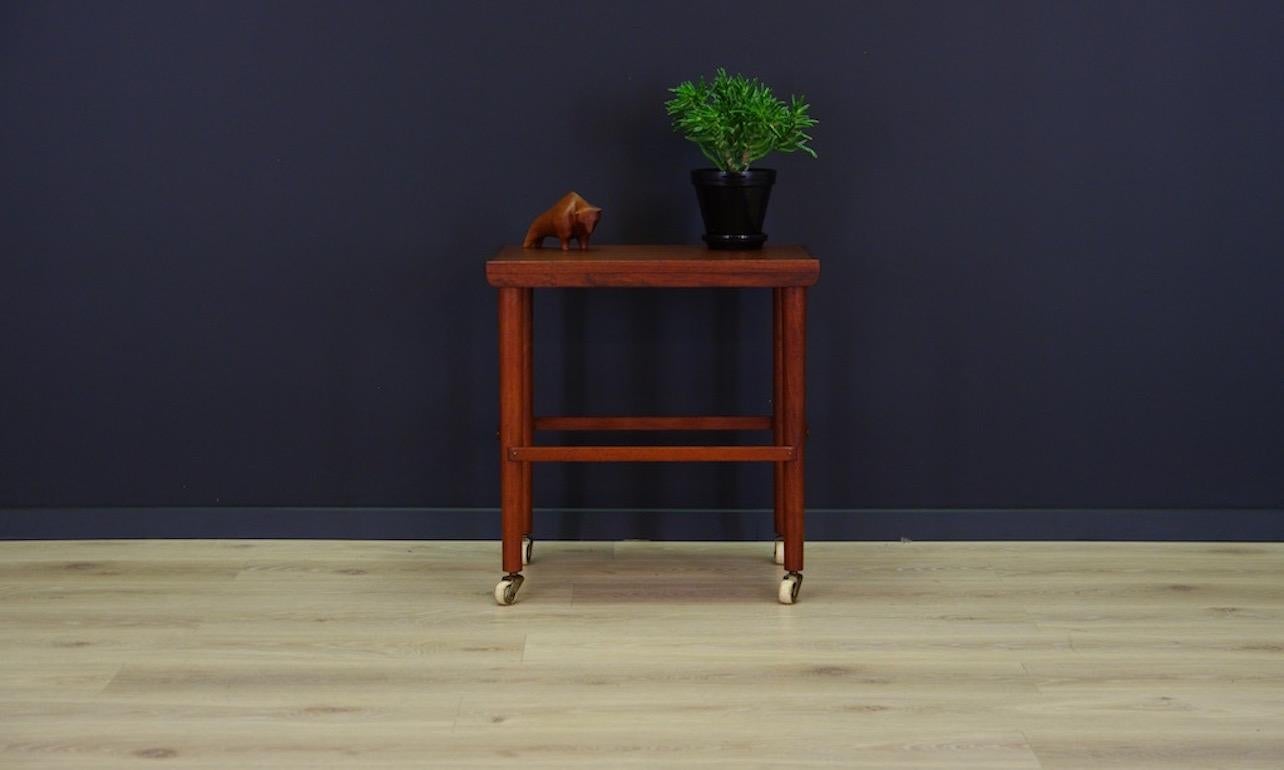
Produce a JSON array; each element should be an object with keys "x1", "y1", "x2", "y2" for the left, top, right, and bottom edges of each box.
[{"x1": 665, "y1": 68, "x2": 817, "y2": 249}]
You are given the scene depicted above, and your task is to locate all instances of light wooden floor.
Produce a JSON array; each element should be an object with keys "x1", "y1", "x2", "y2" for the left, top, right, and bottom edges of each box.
[{"x1": 1, "y1": 540, "x2": 1282, "y2": 769}]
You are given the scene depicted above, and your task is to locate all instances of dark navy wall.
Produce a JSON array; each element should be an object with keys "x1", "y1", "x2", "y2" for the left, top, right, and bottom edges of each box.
[{"x1": 2, "y1": 2, "x2": 1281, "y2": 537}]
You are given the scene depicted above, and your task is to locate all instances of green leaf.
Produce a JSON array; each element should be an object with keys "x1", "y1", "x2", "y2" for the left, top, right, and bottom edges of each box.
[{"x1": 665, "y1": 69, "x2": 818, "y2": 171}]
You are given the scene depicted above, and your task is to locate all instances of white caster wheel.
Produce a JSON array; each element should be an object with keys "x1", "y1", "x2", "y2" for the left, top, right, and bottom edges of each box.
[
  {"x1": 522, "y1": 537, "x2": 533, "y2": 566},
  {"x1": 494, "y1": 574, "x2": 525, "y2": 606},
  {"x1": 778, "y1": 572, "x2": 803, "y2": 605},
  {"x1": 772, "y1": 538, "x2": 785, "y2": 565}
]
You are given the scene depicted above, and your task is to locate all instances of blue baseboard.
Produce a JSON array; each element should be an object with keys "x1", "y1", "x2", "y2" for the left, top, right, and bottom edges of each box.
[{"x1": 1, "y1": 507, "x2": 1280, "y2": 540}]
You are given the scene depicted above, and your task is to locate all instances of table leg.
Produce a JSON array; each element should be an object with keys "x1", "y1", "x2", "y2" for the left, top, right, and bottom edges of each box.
[
  {"x1": 521, "y1": 288, "x2": 533, "y2": 539},
  {"x1": 498, "y1": 287, "x2": 524, "y2": 575},
  {"x1": 772, "y1": 288, "x2": 784, "y2": 542},
  {"x1": 781, "y1": 287, "x2": 806, "y2": 574}
]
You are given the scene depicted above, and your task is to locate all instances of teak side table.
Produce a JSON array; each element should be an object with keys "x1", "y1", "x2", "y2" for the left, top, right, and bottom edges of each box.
[{"x1": 485, "y1": 244, "x2": 819, "y2": 605}]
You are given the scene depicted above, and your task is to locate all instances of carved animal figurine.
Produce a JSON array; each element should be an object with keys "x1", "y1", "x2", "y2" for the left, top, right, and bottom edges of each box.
[{"x1": 522, "y1": 192, "x2": 602, "y2": 250}]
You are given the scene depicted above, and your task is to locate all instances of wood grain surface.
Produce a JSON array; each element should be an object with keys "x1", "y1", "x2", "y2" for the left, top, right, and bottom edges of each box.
[
  {"x1": 485, "y1": 244, "x2": 820, "y2": 287},
  {"x1": 1, "y1": 540, "x2": 1282, "y2": 768},
  {"x1": 507, "y1": 445, "x2": 794, "y2": 462},
  {"x1": 533, "y1": 415, "x2": 772, "y2": 432}
]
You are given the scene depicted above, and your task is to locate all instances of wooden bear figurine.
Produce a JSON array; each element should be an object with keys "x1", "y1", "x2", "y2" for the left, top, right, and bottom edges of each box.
[{"x1": 522, "y1": 192, "x2": 602, "y2": 250}]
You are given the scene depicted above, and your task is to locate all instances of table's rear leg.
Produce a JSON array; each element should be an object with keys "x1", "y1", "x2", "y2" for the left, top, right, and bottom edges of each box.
[
  {"x1": 496, "y1": 287, "x2": 526, "y2": 604},
  {"x1": 772, "y1": 288, "x2": 785, "y2": 565},
  {"x1": 780, "y1": 286, "x2": 806, "y2": 604}
]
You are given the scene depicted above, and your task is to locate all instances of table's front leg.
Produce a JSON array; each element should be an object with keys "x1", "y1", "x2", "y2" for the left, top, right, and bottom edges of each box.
[
  {"x1": 497, "y1": 288, "x2": 527, "y2": 585},
  {"x1": 521, "y1": 288, "x2": 534, "y2": 553},
  {"x1": 780, "y1": 286, "x2": 806, "y2": 602},
  {"x1": 772, "y1": 288, "x2": 785, "y2": 564}
]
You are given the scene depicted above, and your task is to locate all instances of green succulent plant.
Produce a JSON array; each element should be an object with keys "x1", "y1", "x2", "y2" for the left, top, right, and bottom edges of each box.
[{"x1": 665, "y1": 68, "x2": 818, "y2": 173}]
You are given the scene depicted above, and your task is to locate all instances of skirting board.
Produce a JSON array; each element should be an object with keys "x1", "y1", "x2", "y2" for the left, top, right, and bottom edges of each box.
[{"x1": 1, "y1": 507, "x2": 1281, "y2": 541}]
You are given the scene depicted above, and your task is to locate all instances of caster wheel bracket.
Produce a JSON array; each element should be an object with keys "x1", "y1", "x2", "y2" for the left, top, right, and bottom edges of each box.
[
  {"x1": 495, "y1": 573, "x2": 526, "y2": 606},
  {"x1": 778, "y1": 571, "x2": 803, "y2": 605}
]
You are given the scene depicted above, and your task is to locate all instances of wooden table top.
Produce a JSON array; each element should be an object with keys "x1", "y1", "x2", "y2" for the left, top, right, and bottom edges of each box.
[{"x1": 485, "y1": 244, "x2": 819, "y2": 288}]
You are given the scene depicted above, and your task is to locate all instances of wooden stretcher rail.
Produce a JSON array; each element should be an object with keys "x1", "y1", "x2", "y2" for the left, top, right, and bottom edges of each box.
[
  {"x1": 508, "y1": 445, "x2": 795, "y2": 462},
  {"x1": 534, "y1": 416, "x2": 772, "y2": 432}
]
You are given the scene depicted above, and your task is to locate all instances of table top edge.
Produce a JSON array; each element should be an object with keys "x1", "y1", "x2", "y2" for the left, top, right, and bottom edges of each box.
[{"x1": 488, "y1": 244, "x2": 818, "y2": 262}]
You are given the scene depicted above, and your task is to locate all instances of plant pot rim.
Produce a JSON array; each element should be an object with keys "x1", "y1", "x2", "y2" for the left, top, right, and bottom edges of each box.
[{"x1": 691, "y1": 168, "x2": 777, "y2": 186}]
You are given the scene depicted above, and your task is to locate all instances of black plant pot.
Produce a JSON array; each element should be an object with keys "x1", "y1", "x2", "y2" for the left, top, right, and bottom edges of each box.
[{"x1": 691, "y1": 168, "x2": 776, "y2": 250}]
